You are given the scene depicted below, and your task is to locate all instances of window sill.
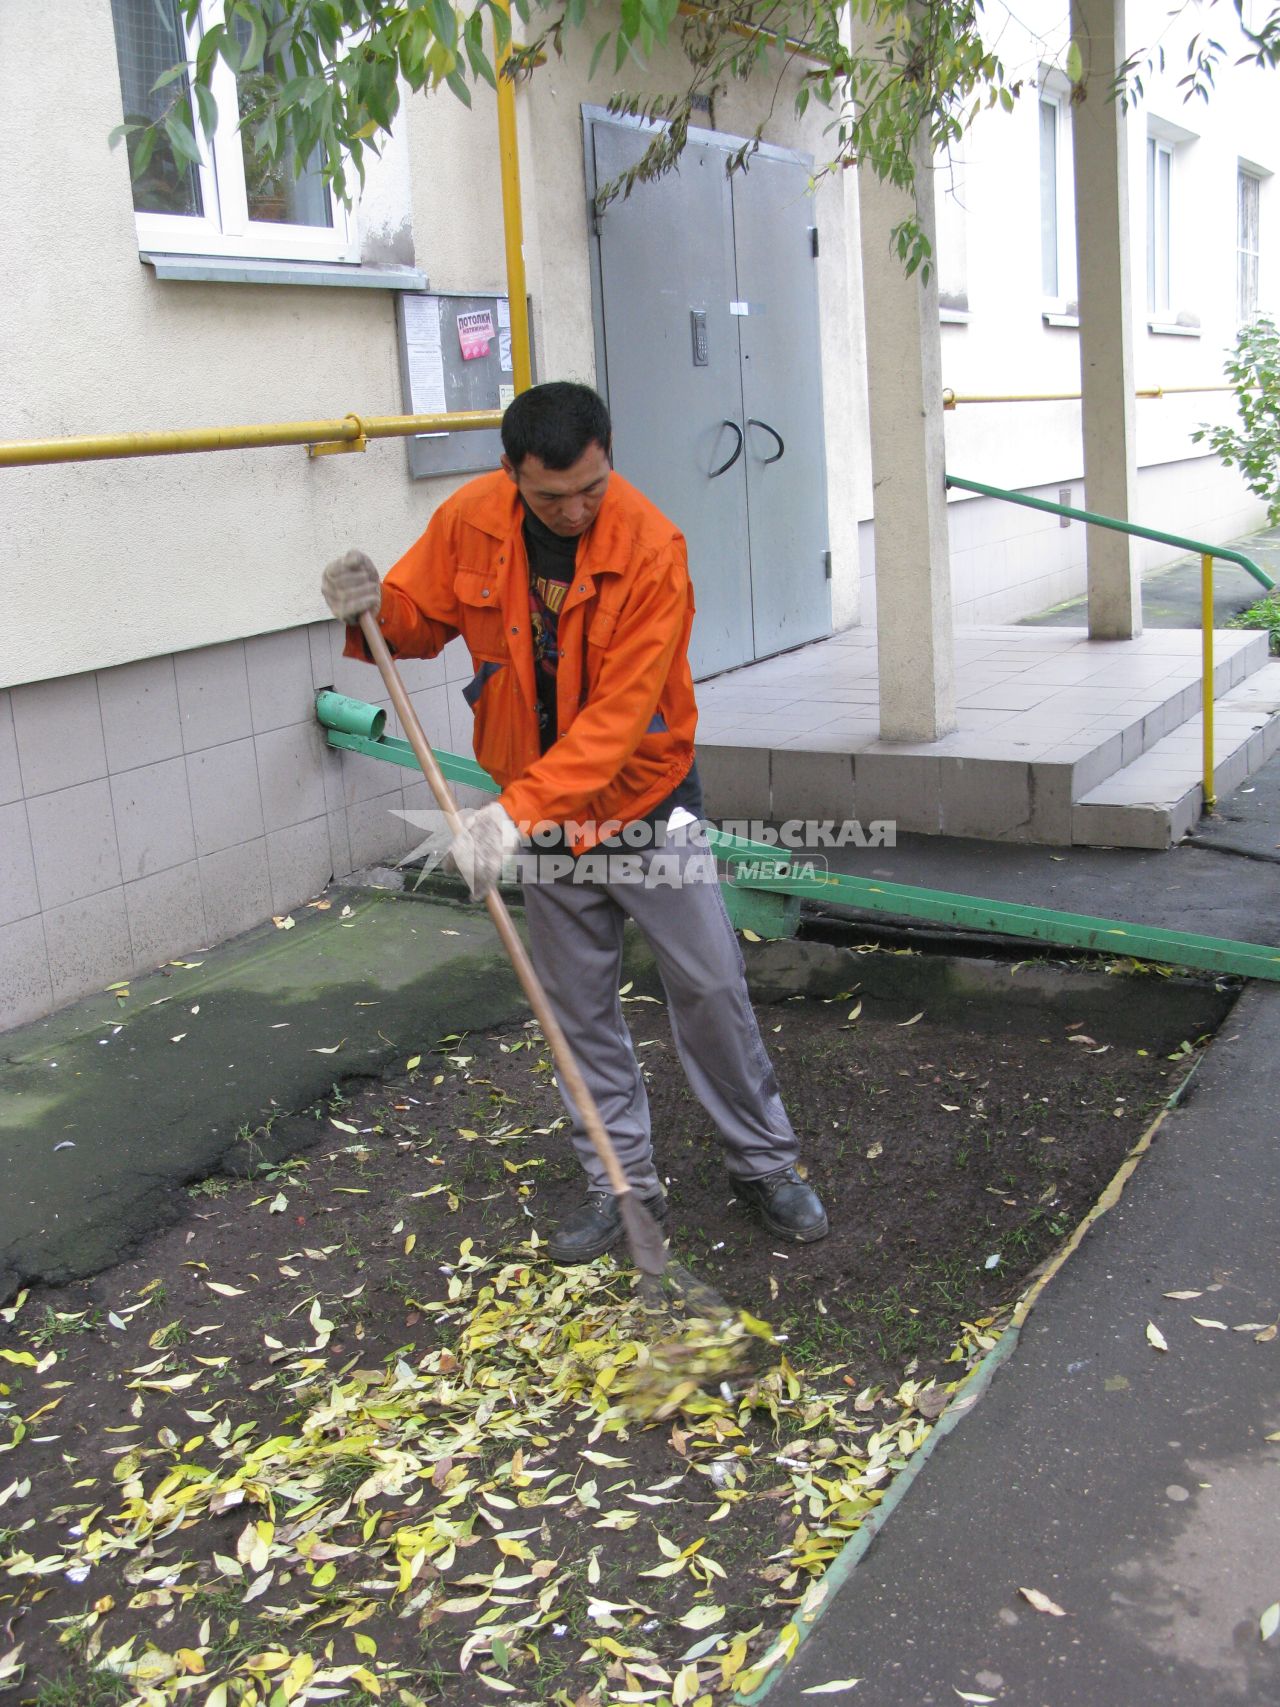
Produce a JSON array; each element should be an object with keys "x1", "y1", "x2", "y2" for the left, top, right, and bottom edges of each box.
[
  {"x1": 141, "y1": 253, "x2": 427, "y2": 291},
  {"x1": 1042, "y1": 309, "x2": 1079, "y2": 329},
  {"x1": 1147, "y1": 317, "x2": 1200, "y2": 337},
  {"x1": 939, "y1": 306, "x2": 972, "y2": 325}
]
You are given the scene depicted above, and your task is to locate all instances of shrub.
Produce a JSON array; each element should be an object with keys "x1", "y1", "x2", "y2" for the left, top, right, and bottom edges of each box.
[
  {"x1": 1193, "y1": 315, "x2": 1280, "y2": 527},
  {"x1": 1226, "y1": 593, "x2": 1280, "y2": 655}
]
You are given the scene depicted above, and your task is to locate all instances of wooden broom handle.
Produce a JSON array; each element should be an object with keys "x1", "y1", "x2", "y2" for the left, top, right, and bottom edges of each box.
[{"x1": 358, "y1": 613, "x2": 631, "y2": 1198}]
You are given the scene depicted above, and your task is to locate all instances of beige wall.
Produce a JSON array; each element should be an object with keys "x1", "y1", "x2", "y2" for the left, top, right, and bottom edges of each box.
[
  {"x1": 0, "y1": 1, "x2": 865, "y2": 1031},
  {"x1": 2, "y1": 4, "x2": 488, "y2": 692},
  {"x1": 2, "y1": 5, "x2": 862, "y2": 695}
]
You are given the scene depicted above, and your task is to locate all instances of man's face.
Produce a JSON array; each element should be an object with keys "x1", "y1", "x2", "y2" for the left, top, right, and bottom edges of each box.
[{"x1": 503, "y1": 441, "x2": 612, "y2": 538}]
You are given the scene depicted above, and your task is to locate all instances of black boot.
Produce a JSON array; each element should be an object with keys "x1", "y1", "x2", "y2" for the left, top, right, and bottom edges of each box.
[
  {"x1": 547, "y1": 1188, "x2": 670, "y2": 1264},
  {"x1": 731, "y1": 1166, "x2": 828, "y2": 1242}
]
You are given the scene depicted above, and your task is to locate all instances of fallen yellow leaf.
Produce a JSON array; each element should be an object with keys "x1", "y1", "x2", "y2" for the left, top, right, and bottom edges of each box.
[{"x1": 1019, "y1": 1586, "x2": 1067, "y2": 1617}]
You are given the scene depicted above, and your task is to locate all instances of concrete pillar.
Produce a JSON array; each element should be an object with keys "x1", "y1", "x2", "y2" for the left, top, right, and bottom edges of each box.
[
  {"x1": 858, "y1": 137, "x2": 956, "y2": 742},
  {"x1": 1071, "y1": 0, "x2": 1142, "y2": 638}
]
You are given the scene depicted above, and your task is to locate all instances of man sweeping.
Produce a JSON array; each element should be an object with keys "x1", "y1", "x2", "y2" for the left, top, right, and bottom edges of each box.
[{"x1": 322, "y1": 381, "x2": 828, "y2": 1261}]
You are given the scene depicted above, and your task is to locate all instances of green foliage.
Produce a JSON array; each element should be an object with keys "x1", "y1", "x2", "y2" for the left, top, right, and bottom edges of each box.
[
  {"x1": 108, "y1": 0, "x2": 520, "y2": 199},
  {"x1": 1118, "y1": 0, "x2": 1280, "y2": 108},
  {"x1": 1193, "y1": 315, "x2": 1280, "y2": 528},
  {"x1": 189, "y1": 1174, "x2": 232, "y2": 1198},
  {"x1": 26, "y1": 1305, "x2": 102, "y2": 1348},
  {"x1": 106, "y1": 0, "x2": 1280, "y2": 279},
  {"x1": 513, "y1": 0, "x2": 1017, "y2": 276},
  {"x1": 109, "y1": 0, "x2": 1020, "y2": 280},
  {"x1": 1226, "y1": 593, "x2": 1280, "y2": 654}
]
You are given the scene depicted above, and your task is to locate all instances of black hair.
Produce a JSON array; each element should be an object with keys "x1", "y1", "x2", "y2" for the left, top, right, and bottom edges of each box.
[{"x1": 501, "y1": 382, "x2": 612, "y2": 471}]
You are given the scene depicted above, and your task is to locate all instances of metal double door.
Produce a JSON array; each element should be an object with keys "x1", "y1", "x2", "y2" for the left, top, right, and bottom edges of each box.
[{"x1": 587, "y1": 111, "x2": 832, "y2": 679}]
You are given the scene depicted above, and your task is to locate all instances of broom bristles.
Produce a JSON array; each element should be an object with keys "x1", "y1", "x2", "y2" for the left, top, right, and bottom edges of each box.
[{"x1": 619, "y1": 1189, "x2": 669, "y2": 1276}]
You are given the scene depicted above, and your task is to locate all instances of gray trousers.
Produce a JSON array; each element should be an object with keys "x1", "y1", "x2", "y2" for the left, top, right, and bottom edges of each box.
[{"x1": 519, "y1": 829, "x2": 799, "y2": 1195}]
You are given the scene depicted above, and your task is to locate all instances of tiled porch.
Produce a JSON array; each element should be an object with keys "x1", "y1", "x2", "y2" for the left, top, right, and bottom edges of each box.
[{"x1": 694, "y1": 625, "x2": 1280, "y2": 848}]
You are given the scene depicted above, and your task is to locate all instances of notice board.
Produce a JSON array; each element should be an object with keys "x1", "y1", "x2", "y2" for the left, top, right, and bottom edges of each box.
[{"x1": 394, "y1": 291, "x2": 535, "y2": 479}]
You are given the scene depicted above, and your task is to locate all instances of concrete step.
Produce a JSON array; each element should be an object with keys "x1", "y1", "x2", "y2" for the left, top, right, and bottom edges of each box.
[
  {"x1": 695, "y1": 624, "x2": 1276, "y2": 846},
  {"x1": 1072, "y1": 660, "x2": 1280, "y2": 848},
  {"x1": 1083, "y1": 628, "x2": 1270, "y2": 774}
]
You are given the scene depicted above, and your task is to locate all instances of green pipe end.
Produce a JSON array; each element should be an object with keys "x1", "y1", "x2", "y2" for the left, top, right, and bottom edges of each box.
[{"x1": 315, "y1": 690, "x2": 387, "y2": 740}]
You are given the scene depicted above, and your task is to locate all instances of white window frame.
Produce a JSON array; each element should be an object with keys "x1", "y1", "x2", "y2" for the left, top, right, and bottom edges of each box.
[
  {"x1": 934, "y1": 150, "x2": 970, "y2": 321},
  {"x1": 1147, "y1": 134, "x2": 1174, "y2": 317},
  {"x1": 1037, "y1": 78, "x2": 1076, "y2": 313},
  {"x1": 120, "y1": 0, "x2": 357, "y2": 264},
  {"x1": 1238, "y1": 165, "x2": 1262, "y2": 323}
]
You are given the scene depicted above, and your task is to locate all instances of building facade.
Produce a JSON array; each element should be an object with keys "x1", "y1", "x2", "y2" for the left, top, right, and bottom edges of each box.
[
  {"x1": 0, "y1": 0, "x2": 1275, "y2": 1030},
  {"x1": 0, "y1": 0, "x2": 858, "y2": 1029},
  {"x1": 911, "y1": 0, "x2": 1278, "y2": 626}
]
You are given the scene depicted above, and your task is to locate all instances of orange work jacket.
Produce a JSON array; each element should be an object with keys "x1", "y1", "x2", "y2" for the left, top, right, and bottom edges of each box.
[{"x1": 344, "y1": 469, "x2": 698, "y2": 845}]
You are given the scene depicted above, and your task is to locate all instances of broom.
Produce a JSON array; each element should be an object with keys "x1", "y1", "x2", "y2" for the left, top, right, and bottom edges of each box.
[{"x1": 358, "y1": 612, "x2": 670, "y2": 1277}]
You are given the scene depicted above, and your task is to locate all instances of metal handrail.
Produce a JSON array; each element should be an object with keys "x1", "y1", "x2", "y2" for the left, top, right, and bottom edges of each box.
[
  {"x1": 0, "y1": 409, "x2": 504, "y2": 469},
  {"x1": 944, "y1": 475, "x2": 1274, "y2": 590},
  {"x1": 941, "y1": 385, "x2": 1230, "y2": 408},
  {"x1": 946, "y1": 473, "x2": 1277, "y2": 813},
  {"x1": 675, "y1": 1, "x2": 828, "y2": 61}
]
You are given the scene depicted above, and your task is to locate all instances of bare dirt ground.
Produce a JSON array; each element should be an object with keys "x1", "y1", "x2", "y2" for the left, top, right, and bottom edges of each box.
[{"x1": 0, "y1": 978, "x2": 1198, "y2": 1707}]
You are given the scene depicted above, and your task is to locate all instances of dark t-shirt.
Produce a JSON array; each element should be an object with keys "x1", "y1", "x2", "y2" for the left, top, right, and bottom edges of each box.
[
  {"x1": 521, "y1": 502, "x2": 703, "y2": 829},
  {"x1": 523, "y1": 504, "x2": 577, "y2": 755}
]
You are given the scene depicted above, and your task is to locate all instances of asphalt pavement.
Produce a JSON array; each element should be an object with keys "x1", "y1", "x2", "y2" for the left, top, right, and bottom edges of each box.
[
  {"x1": 764, "y1": 976, "x2": 1280, "y2": 1707},
  {"x1": 753, "y1": 762, "x2": 1280, "y2": 1702}
]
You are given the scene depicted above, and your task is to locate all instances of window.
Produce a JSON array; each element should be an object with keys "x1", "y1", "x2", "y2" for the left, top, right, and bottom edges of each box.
[
  {"x1": 933, "y1": 153, "x2": 969, "y2": 319},
  {"x1": 1037, "y1": 86, "x2": 1076, "y2": 309},
  {"x1": 109, "y1": 0, "x2": 354, "y2": 262},
  {"x1": 1146, "y1": 135, "x2": 1174, "y2": 316},
  {"x1": 1238, "y1": 168, "x2": 1261, "y2": 322}
]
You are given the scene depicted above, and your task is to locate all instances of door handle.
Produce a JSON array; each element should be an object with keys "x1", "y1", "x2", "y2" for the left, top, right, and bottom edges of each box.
[
  {"x1": 747, "y1": 418, "x2": 785, "y2": 464},
  {"x1": 708, "y1": 420, "x2": 744, "y2": 478}
]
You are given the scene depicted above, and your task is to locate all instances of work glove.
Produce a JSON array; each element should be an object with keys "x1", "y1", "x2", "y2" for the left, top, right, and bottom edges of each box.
[
  {"x1": 322, "y1": 549, "x2": 382, "y2": 622},
  {"x1": 446, "y1": 802, "x2": 524, "y2": 900}
]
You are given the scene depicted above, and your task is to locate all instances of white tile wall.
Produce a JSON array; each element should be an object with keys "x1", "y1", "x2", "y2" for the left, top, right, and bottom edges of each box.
[{"x1": 0, "y1": 619, "x2": 464, "y2": 1033}]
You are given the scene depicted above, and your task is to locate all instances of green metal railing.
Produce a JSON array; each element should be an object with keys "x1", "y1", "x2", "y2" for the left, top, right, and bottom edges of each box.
[
  {"x1": 316, "y1": 694, "x2": 1280, "y2": 983},
  {"x1": 944, "y1": 475, "x2": 1274, "y2": 590},
  {"x1": 946, "y1": 474, "x2": 1276, "y2": 811}
]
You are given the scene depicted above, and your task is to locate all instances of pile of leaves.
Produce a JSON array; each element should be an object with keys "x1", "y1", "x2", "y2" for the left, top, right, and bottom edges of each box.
[
  {"x1": 1, "y1": 980, "x2": 1188, "y2": 1706},
  {"x1": 1, "y1": 1241, "x2": 994, "y2": 1707}
]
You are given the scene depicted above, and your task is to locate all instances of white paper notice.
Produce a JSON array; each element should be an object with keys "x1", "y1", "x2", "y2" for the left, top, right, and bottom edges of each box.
[
  {"x1": 498, "y1": 383, "x2": 515, "y2": 410},
  {"x1": 403, "y1": 295, "x2": 447, "y2": 432},
  {"x1": 496, "y1": 299, "x2": 513, "y2": 372}
]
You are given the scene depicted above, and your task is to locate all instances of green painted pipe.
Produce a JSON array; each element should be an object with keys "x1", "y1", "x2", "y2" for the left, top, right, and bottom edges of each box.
[
  {"x1": 325, "y1": 727, "x2": 489, "y2": 790},
  {"x1": 712, "y1": 838, "x2": 1280, "y2": 982},
  {"x1": 315, "y1": 690, "x2": 387, "y2": 740},
  {"x1": 317, "y1": 715, "x2": 1280, "y2": 983},
  {"x1": 945, "y1": 473, "x2": 1276, "y2": 591}
]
